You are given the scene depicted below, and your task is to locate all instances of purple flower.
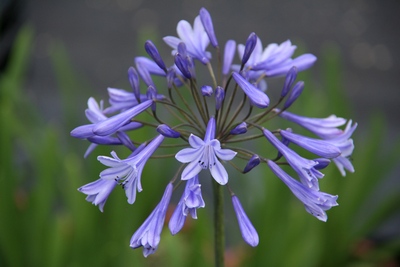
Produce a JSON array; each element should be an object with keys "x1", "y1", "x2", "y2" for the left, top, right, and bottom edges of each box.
[
  {"x1": 93, "y1": 100, "x2": 153, "y2": 136},
  {"x1": 128, "y1": 67, "x2": 140, "y2": 102},
  {"x1": 104, "y1": 87, "x2": 164, "y2": 114},
  {"x1": 78, "y1": 178, "x2": 117, "y2": 212},
  {"x1": 281, "y1": 66, "x2": 297, "y2": 97},
  {"x1": 144, "y1": 40, "x2": 167, "y2": 72},
  {"x1": 267, "y1": 160, "x2": 338, "y2": 222},
  {"x1": 232, "y1": 72, "x2": 270, "y2": 108},
  {"x1": 230, "y1": 122, "x2": 248, "y2": 135},
  {"x1": 279, "y1": 129, "x2": 341, "y2": 158},
  {"x1": 243, "y1": 154, "x2": 261, "y2": 173},
  {"x1": 175, "y1": 117, "x2": 236, "y2": 185},
  {"x1": 215, "y1": 86, "x2": 225, "y2": 110},
  {"x1": 241, "y1": 32, "x2": 258, "y2": 66},
  {"x1": 130, "y1": 183, "x2": 173, "y2": 257},
  {"x1": 325, "y1": 120, "x2": 357, "y2": 176},
  {"x1": 232, "y1": 195, "x2": 259, "y2": 247},
  {"x1": 70, "y1": 97, "x2": 139, "y2": 157},
  {"x1": 201, "y1": 85, "x2": 213, "y2": 96},
  {"x1": 199, "y1": 8, "x2": 218, "y2": 47},
  {"x1": 283, "y1": 81, "x2": 304, "y2": 109},
  {"x1": 236, "y1": 38, "x2": 317, "y2": 78},
  {"x1": 222, "y1": 40, "x2": 236, "y2": 75},
  {"x1": 97, "y1": 135, "x2": 164, "y2": 204},
  {"x1": 276, "y1": 109, "x2": 347, "y2": 139},
  {"x1": 156, "y1": 124, "x2": 181, "y2": 138},
  {"x1": 263, "y1": 128, "x2": 322, "y2": 190},
  {"x1": 169, "y1": 175, "x2": 205, "y2": 235},
  {"x1": 163, "y1": 15, "x2": 211, "y2": 64}
]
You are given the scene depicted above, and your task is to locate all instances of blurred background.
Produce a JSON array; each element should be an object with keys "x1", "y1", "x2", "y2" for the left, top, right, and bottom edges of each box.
[{"x1": 1, "y1": 0, "x2": 399, "y2": 266}]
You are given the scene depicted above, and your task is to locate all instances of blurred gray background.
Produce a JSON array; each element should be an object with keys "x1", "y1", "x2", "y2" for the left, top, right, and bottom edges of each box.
[{"x1": 16, "y1": 0, "x2": 400, "y2": 138}]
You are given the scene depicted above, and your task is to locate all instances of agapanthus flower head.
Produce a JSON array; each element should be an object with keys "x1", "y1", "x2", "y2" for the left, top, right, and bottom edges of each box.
[{"x1": 71, "y1": 7, "x2": 356, "y2": 257}]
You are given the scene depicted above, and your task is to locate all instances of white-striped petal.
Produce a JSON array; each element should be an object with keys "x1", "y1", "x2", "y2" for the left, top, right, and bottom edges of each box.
[{"x1": 175, "y1": 147, "x2": 203, "y2": 163}]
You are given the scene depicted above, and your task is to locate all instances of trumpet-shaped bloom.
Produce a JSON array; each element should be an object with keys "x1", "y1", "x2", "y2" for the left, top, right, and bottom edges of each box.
[
  {"x1": 78, "y1": 178, "x2": 118, "y2": 212},
  {"x1": 93, "y1": 100, "x2": 152, "y2": 136},
  {"x1": 98, "y1": 135, "x2": 164, "y2": 204},
  {"x1": 70, "y1": 97, "x2": 139, "y2": 157},
  {"x1": 175, "y1": 117, "x2": 237, "y2": 184},
  {"x1": 163, "y1": 15, "x2": 211, "y2": 64},
  {"x1": 279, "y1": 129, "x2": 341, "y2": 158},
  {"x1": 276, "y1": 109, "x2": 347, "y2": 139},
  {"x1": 232, "y1": 195, "x2": 259, "y2": 247},
  {"x1": 130, "y1": 183, "x2": 173, "y2": 257},
  {"x1": 267, "y1": 160, "x2": 338, "y2": 222},
  {"x1": 263, "y1": 128, "x2": 323, "y2": 190},
  {"x1": 325, "y1": 120, "x2": 357, "y2": 176},
  {"x1": 237, "y1": 38, "x2": 317, "y2": 77},
  {"x1": 169, "y1": 175, "x2": 205, "y2": 235}
]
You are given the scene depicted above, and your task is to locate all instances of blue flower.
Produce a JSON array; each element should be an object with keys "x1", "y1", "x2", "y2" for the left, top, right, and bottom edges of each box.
[
  {"x1": 78, "y1": 178, "x2": 117, "y2": 212},
  {"x1": 238, "y1": 38, "x2": 317, "y2": 77},
  {"x1": 130, "y1": 183, "x2": 173, "y2": 257},
  {"x1": 163, "y1": 15, "x2": 211, "y2": 64},
  {"x1": 232, "y1": 72, "x2": 270, "y2": 108},
  {"x1": 279, "y1": 129, "x2": 341, "y2": 158},
  {"x1": 263, "y1": 128, "x2": 323, "y2": 190},
  {"x1": 175, "y1": 117, "x2": 237, "y2": 185},
  {"x1": 276, "y1": 109, "x2": 347, "y2": 139},
  {"x1": 97, "y1": 135, "x2": 164, "y2": 204},
  {"x1": 267, "y1": 160, "x2": 338, "y2": 222},
  {"x1": 93, "y1": 100, "x2": 153, "y2": 136},
  {"x1": 169, "y1": 175, "x2": 205, "y2": 235},
  {"x1": 70, "y1": 97, "x2": 139, "y2": 157},
  {"x1": 325, "y1": 120, "x2": 357, "y2": 176},
  {"x1": 232, "y1": 195, "x2": 259, "y2": 247}
]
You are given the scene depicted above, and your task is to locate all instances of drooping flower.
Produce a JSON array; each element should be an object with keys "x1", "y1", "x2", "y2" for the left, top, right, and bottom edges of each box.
[
  {"x1": 130, "y1": 183, "x2": 173, "y2": 257},
  {"x1": 78, "y1": 178, "x2": 118, "y2": 212},
  {"x1": 325, "y1": 120, "x2": 357, "y2": 176},
  {"x1": 175, "y1": 117, "x2": 237, "y2": 185},
  {"x1": 232, "y1": 195, "x2": 259, "y2": 247},
  {"x1": 169, "y1": 175, "x2": 205, "y2": 235},
  {"x1": 263, "y1": 128, "x2": 323, "y2": 190},
  {"x1": 98, "y1": 135, "x2": 164, "y2": 204},
  {"x1": 267, "y1": 160, "x2": 338, "y2": 222}
]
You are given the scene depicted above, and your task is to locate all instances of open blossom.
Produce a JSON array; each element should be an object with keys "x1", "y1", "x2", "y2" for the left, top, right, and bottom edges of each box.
[
  {"x1": 98, "y1": 135, "x2": 164, "y2": 204},
  {"x1": 163, "y1": 15, "x2": 211, "y2": 64},
  {"x1": 78, "y1": 178, "x2": 117, "y2": 212},
  {"x1": 175, "y1": 117, "x2": 237, "y2": 185},
  {"x1": 72, "y1": 7, "x2": 356, "y2": 256}
]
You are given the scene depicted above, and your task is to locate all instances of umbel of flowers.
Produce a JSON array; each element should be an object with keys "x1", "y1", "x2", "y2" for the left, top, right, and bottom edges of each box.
[{"x1": 71, "y1": 7, "x2": 356, "y2": 258}]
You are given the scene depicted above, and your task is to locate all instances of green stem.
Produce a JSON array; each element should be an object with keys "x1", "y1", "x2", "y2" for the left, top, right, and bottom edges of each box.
[{"x1": 213, "y1": 180, "x2": 224, "y2": 267}]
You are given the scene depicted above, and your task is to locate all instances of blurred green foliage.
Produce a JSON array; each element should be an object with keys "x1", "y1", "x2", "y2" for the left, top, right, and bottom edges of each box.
[{"x1": 0, "y1": 26, "x2": 399, "y2": 267}]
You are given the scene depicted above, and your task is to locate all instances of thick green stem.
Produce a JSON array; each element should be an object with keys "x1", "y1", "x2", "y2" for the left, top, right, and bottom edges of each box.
[{"x1": 213, "y1": 180, "x2": 224, "y2": 267}]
